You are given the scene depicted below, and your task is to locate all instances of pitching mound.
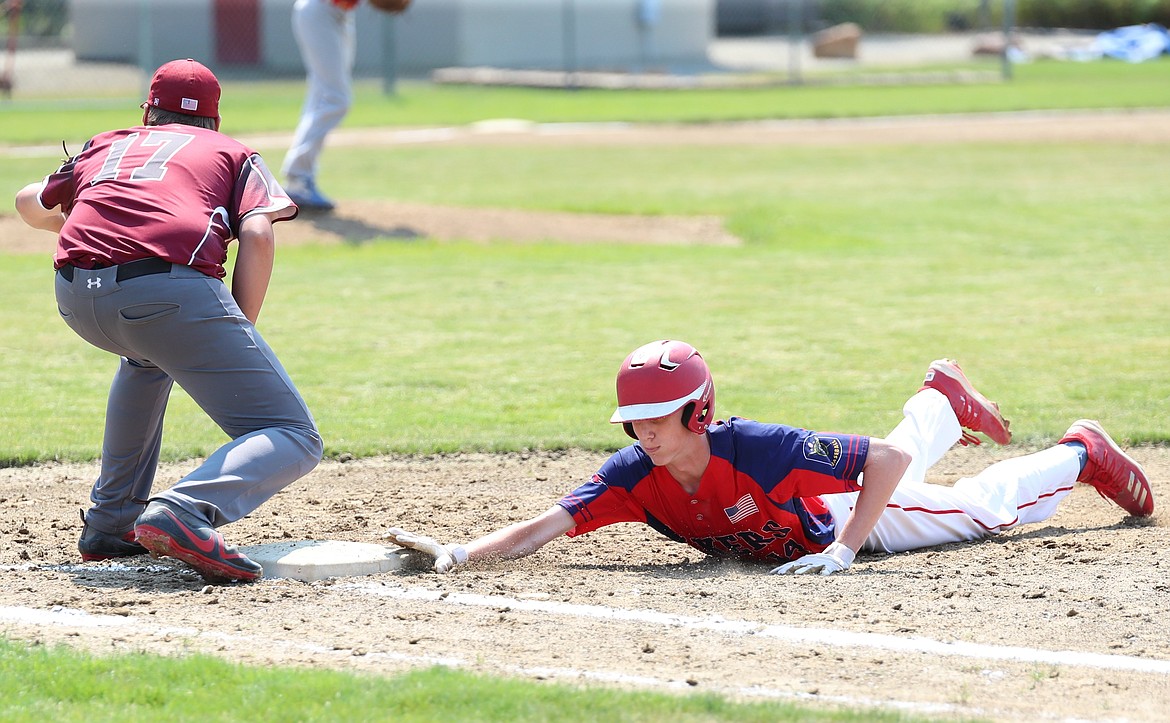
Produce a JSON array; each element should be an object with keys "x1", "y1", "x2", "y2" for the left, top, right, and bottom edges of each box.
[
  {"x1": 279, "y1": 200, "x2": 740, "y2": 247},
  {"x1": 0, "y1": 200, "x2": 739, "y2": 255}
]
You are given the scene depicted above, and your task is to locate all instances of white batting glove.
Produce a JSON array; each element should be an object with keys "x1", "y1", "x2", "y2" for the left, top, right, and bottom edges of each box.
[
  {"x1": 383, "y1": 527, "x2": 468, "y2": 574},
  {"x1": 770, "y1": 541, "x2": 856, "y2": 576}
]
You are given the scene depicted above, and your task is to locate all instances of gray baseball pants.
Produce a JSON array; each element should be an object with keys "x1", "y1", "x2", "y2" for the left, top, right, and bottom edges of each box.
[{"x1": 55, "y1": 262, "x2": 322, "y2": 534}]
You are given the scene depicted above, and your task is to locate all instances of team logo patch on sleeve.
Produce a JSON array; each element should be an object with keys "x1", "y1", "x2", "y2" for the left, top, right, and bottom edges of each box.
[
  {"x1": 803, "y1": 435, "x2": 842, "y2": 466},
  {"x1": 723, "y1": 493, "x2": 759, "y2": 523}
]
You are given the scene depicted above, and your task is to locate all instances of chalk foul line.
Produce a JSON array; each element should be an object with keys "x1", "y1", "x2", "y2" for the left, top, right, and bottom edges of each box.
[
  {"x1": 344, "y1": 582, "x2": 1170, "y2": 676},
  {"x1": 0, "y1": 602, "x2": 973, "y2": 717}
]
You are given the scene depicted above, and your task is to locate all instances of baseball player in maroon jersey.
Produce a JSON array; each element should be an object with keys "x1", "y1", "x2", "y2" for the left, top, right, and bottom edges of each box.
[
  {"x1": 14, "y1": 58, "x2": 323, "y2": 583},
  {"x1": 386, "y1": 340, "x2": 1153, "y2": 575}
]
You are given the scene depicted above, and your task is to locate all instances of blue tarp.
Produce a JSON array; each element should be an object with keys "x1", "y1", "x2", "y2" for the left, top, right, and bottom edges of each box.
[{"x1": 1091, "y1": 23, "x2": 1170, "y2": 63}]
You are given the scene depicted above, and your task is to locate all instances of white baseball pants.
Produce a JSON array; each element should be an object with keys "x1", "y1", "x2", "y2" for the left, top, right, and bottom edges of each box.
[
  {"x1": 823, "y1": 389, "x2": 1080, "y2": 553},
  {"x1": 283, "y1": 0, "x2": 356, "y2": 183}
]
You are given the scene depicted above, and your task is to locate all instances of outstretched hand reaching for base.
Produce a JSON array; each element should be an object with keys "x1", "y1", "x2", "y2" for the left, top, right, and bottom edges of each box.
[
  {"x1": 770, "y1": 541, "x2": 856, "y2": 576},
  {"x1": 383, "y1": 527, "x2": 468, "y2": 573}
]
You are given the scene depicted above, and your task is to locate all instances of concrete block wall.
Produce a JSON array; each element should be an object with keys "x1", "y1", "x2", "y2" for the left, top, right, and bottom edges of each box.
[
  {"x1": 70, "y1": 0, "x2": 714, "y2": 77},
  {"x1": 402, "y1": 0, "x2": 715, "y2": 73},
  {"x1": 72, "y1": 0, "x2": 216, "y2": 67}
]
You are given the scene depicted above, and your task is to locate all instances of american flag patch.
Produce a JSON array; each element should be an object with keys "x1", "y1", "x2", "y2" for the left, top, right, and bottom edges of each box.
[
  {"x1": 181, "y1": 97, "x2": 199, "y2": 111},
  {"x1": 724, "y1": 493, "x2": 758, "y2": 524}
]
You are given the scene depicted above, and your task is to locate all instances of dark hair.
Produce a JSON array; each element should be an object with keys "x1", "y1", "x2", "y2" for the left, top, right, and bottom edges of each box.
[{"x1": 145, "y1": 106, "x2": 216, "y2": 130}]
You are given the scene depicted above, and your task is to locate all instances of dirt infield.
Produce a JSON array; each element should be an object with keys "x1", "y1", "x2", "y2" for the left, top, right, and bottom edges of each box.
[
  {"x1": 2, "y1": 112, "x2": 1169, "y2": 720},
  {"x1": 0, "y1": 447, "x2": 1167, "y2": 721}
]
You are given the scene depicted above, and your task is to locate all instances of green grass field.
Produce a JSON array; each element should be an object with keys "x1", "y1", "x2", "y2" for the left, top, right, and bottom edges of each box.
[
  {"x1": 2, "y1": 58, "x2": 1169, "y2": 145},
  {"x1": 0, "y1": 57, "x2": 1164, "y2": 720},
  {"x1": 0, "y1": 639, "x2": 926, "y2": 723},
  {"x1": 2, "y1": 126, "x2": 1166, "y2": 462}
]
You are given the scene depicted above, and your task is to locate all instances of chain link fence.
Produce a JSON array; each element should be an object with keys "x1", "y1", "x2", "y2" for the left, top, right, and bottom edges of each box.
[
  {"x1": 0, "y1": 0, "x2": 1037, "y2": 103},
  {"x1": 1, "y1": 0, "x2": 407, "y2": 102}
]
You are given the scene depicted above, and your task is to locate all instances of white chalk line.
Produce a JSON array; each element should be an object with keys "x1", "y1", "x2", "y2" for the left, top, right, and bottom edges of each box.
[
  {"x1": 2, "y1": 561, "x2": 181, "y2": 575},
  {"x1": 7, "y1": 560, "x2": 1167, "y2": 677},
  {"x1": 0, "y1": 604, "x2": 464, "y2": 668},
  {"x1": 343, "y1": 582, "x2": 1170, "y2": 677},
  {"x1": 0, "y1": 602, "x2": 974, "y2": 718},
  {"x1": 1, "y1": 564, "x2": 1161, "y2": 720},
  {"x1": 8, "y1": 562, "x2": 1168, "y2": 676}
]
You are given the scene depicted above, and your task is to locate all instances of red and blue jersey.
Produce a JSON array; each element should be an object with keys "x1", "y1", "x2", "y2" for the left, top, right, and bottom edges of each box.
[
  {"x1": 558, "y1": 417, "x2": 869, "y2": 564},
  {"x1": 40, "y1": 124, "x2": 296, "y2": 278}
]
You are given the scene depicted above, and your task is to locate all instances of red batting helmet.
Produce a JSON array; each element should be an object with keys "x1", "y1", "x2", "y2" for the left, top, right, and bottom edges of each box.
[{"x1": 610, "y1": 340, "x2": 715, "y2": 438}]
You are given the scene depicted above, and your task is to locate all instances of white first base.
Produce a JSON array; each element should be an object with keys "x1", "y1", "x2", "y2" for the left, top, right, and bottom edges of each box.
[{"x1": 239, "y1": 540, "x2": 410, "y2": 582}]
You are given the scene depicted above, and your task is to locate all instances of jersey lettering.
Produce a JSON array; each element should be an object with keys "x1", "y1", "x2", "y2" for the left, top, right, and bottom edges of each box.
[
  {"x1": 783, "y1": 538, "x2": 810, "y2": 559},
  {"x1": 734, "y1": 529, "x2": 773, "y2": 552},
  {"x1": 131, "y1": 131, "x2": 194, "y2": 181},
  {"x1": 89, "y1": 131, "x2": 195, "y2": 184},
  {"x1": 689, "y1": 537, "x2": 721, "y2": 555},
  {"x1": 688, "y1": 522, "x2": 797, "y2": 558},
  {"x1": 761, "y1": 520, "x2": 793, "y2": 538},
  {"x1": 713, "y1": 533, "x2": 744, "y2": 554},
  {"x1": 91, "y1": 133, "x2": 138, "y2": 184}
]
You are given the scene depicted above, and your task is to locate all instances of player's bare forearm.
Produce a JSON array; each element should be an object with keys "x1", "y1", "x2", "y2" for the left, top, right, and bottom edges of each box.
[
  {"x1": 15, "y1": 183, "x2": 66, "y2": 233},
  {"x1": 384, "y1": 506, "x2": 573, "y2": 573},
  {"x1": 464, "y1": 505, "x2": 575, "y2": 562},
  {"x1": 833, "y1": 438, "x2": 911, "y2": 553},
  {"x1": 232, "y1": 213, "x2": 276, "y2": 323}
]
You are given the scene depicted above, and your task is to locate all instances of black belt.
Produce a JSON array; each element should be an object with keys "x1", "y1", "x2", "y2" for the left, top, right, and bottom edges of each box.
[{"x1": 58, "y1": 257, "x2": 173, "y2": 282}]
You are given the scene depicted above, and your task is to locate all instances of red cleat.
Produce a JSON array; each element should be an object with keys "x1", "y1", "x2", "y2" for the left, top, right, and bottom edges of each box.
[
  {"x1": 134, "y1": 501, "x2": 262, "y2": 583},
  {"x1": 1059, "y1": 419, "x2": 1154, "y2": 517},
  {"x1": 921, "y1": 359, "x2": 1011, "y2": 446}
]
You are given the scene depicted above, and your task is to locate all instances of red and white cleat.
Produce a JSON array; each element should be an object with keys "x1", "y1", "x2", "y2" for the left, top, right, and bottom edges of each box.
[
  {"x1": 921, "y1": 358, "x2": 1012, "y2": 446},
  {"x1": 1059, "y1": 419, "x2": 1154, "y2": 517}
]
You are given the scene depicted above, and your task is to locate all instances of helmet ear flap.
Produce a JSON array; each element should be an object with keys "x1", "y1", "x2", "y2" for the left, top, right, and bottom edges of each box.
[
  {"x1": 695, "y1": 399, "x2": 711, "y2": 427},
  {"x1": 623, "y1": 422, "x2": 637, "y2": 440},
  {"x1": 681, "y1": 400, "x2": 712, "y2": 435}
]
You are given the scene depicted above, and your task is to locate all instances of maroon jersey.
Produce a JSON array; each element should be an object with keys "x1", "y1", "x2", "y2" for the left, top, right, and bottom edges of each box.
[
  {"x1": 41, "y1": 124, "x2": 296, "y2": 278},
  {"x1": 558, "y1": 418, "x2": 869, "y2": 564}
]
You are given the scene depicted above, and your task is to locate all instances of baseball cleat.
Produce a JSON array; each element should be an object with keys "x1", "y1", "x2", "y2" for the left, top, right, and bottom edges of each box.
[
  {"x1": 284, "y1": 177, "x2": 335, "y2": 212},
  {"x1": 1059, "y1": 419, "x2": 1154, "y2": 517},
  {"x1": 78, "y1": 510, "x2": 147, "y2": 561},
  {"x1": 134, "y1": 501, "x2": 263, "y2": 583},
  {"x1": 920, "y1": 359, "x2": 1012, "y2": 446}
]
